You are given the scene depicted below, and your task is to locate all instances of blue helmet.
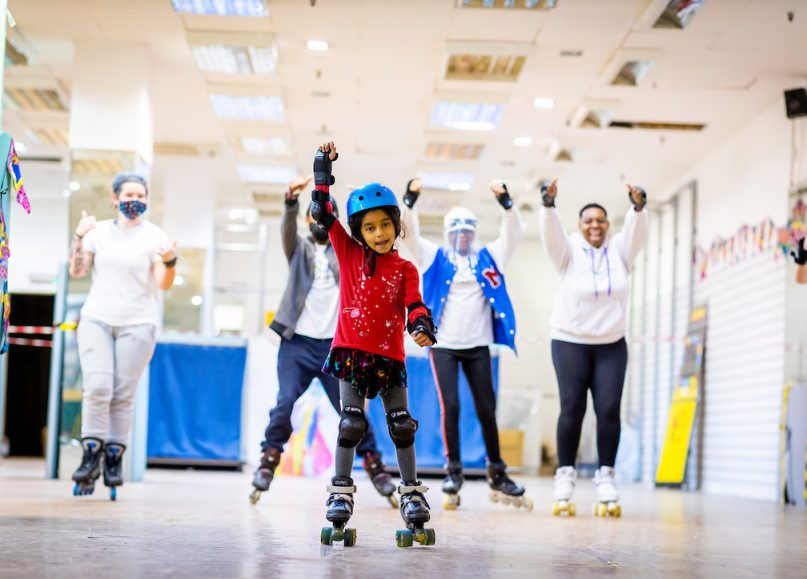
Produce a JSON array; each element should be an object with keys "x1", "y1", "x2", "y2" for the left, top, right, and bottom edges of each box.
[{"x1": 346, "y1": 183, "x2": 399, "y2": 219}]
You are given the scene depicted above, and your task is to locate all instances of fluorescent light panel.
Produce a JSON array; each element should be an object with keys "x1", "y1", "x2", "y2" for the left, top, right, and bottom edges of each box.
[
  {"x1": 431, "y1": 101, "x2": 504, "y2": 131},
  {"x1": 533, "y1": 97, "x2": 554, "y2": 109},
  {"x1": 209, "y1": 94, "x2": 285, "y2": 121},
  {"x1": 171, "y1": 0, "x2": 267, "y2": 17},
  {"x1": 445, "y1": 54, "x2": 526, "y2": 81},
  {"x1": 240, "y1": 136, "x2": 290, "y2": 155},
  {"x1": 191, "y1": 45, "x2": 276, "y2": 75},
  {"x1": 238, "y1": 165, "x2": 297, "y2": 184},
  {"x1": 307, "y1": 40, "x2": 329, "y2": 52},
  {"x1": 420, "y1": 172, "x2": 475, "y2": 191}
]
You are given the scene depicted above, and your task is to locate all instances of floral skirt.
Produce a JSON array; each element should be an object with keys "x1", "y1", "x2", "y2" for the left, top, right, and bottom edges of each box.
[{"x1": 322, "y1": 347, "x2": 407, "y2": 399}]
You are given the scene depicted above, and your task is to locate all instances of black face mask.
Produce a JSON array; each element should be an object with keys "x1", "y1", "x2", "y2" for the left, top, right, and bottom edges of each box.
[{"x1": 310, "y1": 222, "x2": 329, "y2": 243}]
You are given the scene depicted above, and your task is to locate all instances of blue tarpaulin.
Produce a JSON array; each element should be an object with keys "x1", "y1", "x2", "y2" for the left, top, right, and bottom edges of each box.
[
  {"x1": 364, "y1": 354, "x2": 499, "y2": 470},
  {"x1": 147, "y1": 341, "x2": 247, "y2": 462}
]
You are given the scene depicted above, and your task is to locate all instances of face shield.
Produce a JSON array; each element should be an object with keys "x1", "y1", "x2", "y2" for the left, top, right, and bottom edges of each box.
[{"x1": 443, "y1": 207, "x2": 478, "y2": 266}]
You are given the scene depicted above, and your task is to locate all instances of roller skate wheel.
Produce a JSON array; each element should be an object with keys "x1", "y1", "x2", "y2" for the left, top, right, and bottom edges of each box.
[
  {"x1": 594, "y1": 503, "x2": 608, "y2": 517},
  {"x1": 414, "y1": 528, "x2": 436, "y2": 546},
  {"x1": 396, "y1": 529, "x2": 414, "y2": 548},
  {"x1": 110, "y1": 487, "x2": 117, "y2": 501},
  {"x1": 569, "y1": 503, "x2": 577, "y2": 516},
  {"x1": 249, "y1": 489, "x2": 262, "y2": 505},
  {"x1": 489, "y1": 491, "x2": 500, "y2": 503},
  {"x1": 343, "y1": 528, "x2": 357, "y2": 547},
  {"x1": 443, "y1": 493, "x2": 460, "y2": 510},
  {"x1": 72, "y1": 484, "x2": 80, "y2": 497},
  {"x1": 424, "y1": 528, "x2": 436, "y2": 546},
  {"x1": 321, "y1": 527, "x2": 334, "y2": 546},
  {"x1": 387, "y1": 495, "x2": 399, "y2": 509}
]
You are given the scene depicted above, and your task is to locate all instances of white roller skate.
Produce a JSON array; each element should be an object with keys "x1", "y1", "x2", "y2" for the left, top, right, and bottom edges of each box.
[
  {"x1": 552, "y1": 466, "x2": 577, "y2": 516},
  {"x1": 593, "y1": 466, "x2": 621, "y2": 517}
]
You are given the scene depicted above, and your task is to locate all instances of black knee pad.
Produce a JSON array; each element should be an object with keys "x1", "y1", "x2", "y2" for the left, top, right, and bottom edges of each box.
[
  {"x1": 387, "y1": 408, "x2": 418, "y2": 449},
  {"x1": 338, "y1": 405, "x2": 368, "y2": 448}
]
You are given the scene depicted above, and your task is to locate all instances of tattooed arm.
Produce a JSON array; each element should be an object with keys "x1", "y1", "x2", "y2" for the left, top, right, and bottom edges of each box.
[{"x1": 69, "y1": 210, "x2": 96, "y2": 278}]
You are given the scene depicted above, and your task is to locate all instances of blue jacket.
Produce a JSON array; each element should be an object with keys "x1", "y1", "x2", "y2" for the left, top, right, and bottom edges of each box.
[{"x1": 422, "y1": 247, "x2": 517, "y2": 352}]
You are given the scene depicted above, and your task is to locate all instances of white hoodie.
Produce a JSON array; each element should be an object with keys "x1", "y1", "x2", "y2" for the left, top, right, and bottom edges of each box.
[{"x1": 539, "y1": 205, "x2": 649, "y2": 345}]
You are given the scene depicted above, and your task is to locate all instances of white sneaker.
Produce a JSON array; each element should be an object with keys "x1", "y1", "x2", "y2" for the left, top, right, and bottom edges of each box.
[
  {"x1": 594, "y1": 466, "x2": 619, "y2": 503},
  {"x1": 553, "y1": 466, "x2": 577, "y2": 502}
]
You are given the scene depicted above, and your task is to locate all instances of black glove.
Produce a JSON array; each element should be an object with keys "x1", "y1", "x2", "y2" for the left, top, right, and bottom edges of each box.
[
  {"x1": 403, "y1": 178, "x2": 420, "y2": 209},
  {"x1": 630, "y1": 186, "x2": 648, "y2": 211},
  {"x1": 540, "y1": 180, "x2": 555, "y2": 208},
  {"x1": 313, "y1": 148, "x2": 338, "y2": 187},
  {"x1": 792, "y1": 238, "x2": 807, "y2": 266},
  {"x1": 409, "y1": 315, "x2": 437, "y2": 345},
  {"x1": 310, "y1": 189, "x2": 336, "y2": 230},
  {"x1": 494, "y1": 182, "x2": 514, "y2": 210}
]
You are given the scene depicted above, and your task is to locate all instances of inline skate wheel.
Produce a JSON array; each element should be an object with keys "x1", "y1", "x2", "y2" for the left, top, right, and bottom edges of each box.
[
  {"x1": 387, "y1": 495, "x2": 399, "y2": 508},
  {"x1": 249, "y1": 489, "x2": 261, "y2": 505},
  {"x1": 443, "y1": 494, "x2": 460, "y2": 510},
  {"x1": 110, "y1": 487, "x2": 117, "y2": 501},
  {"x1": 523, "y1": 497, "x2": 534, "y2": 512}
]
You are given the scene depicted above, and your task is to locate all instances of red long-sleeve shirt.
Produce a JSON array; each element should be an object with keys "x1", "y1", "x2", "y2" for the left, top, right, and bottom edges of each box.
[{"x1": 328, "y1": 220, "x2": 428, "y2": 363}]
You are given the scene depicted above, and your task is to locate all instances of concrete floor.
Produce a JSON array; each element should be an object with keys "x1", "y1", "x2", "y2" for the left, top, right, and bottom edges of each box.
[{"x1": 1, "y1": 458, "x2": 805, "y2": 578}]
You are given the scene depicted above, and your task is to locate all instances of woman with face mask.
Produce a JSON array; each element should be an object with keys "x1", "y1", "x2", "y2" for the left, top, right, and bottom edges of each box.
[
  {"x1": 539, "y1": 178, "x2": 649, "y2": 517},
  {"x1": 68, "y1": 172, "x2": 177, "y2": 500}
]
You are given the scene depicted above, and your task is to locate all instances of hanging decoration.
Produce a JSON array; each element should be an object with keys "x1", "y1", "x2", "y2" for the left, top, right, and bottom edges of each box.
[{"x1": 694, "y1": 198, "x2": 805, "y2": 281}]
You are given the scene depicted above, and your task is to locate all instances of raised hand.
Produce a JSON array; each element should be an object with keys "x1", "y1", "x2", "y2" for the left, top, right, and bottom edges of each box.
[
  {"x1": 75, "y1": 210, "x2": 97, "y2": 237},
  {"x1": 792, "y1": 237, "x2": 807, "y2": 266},
  {"x1": 540, "y1": 177, "x2": 558, "y2": 208},
  {"x1": 490, "y1": 180, "x2": 513, "y2": 210},
  {"x1": 627, "y1": 184, "x2": 647, "y2": 211},
  {"x1": 158, "y1": 241, "x2": 178, "y2": 263},
  {"x1": 288, "y1": 174, "x2": 314, "y2": 199},
  {"x1": 314, "y1": 141, "x2": 338, "y2": 187},
  {"x1": 403, "y1": 178, "x2": 422, "y2": 209}
]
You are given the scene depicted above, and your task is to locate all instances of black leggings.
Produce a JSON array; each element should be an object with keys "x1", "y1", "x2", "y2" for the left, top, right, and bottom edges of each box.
[
  {"x1": 551, "y1": 338, "x2": 628, "y2": 468},
  {"x1": 430, "y1": 346, "x2": 501, "y2": 465}
]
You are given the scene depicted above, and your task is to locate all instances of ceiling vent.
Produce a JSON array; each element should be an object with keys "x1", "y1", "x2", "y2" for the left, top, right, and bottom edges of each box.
[
  {"x1": 154, "y1": 142, "x2": 220, "y2": 157},
  {"x1": 654, "y1": 0, "x2": 708, "y2": 29},
  {"x1": 600, "y1": 49, "x2": 663, "y2": 88},
  {"x1": 444, "y1": 41, "x2": 529, "y2": 82},
  {"x1": 33, "y1": 128, "x2": 69, "y2": 146},
  {"x1": 455, "y1": 0, "x2": 557, "y2": 10},
  {"x1": 251, "y1": 190, "x2": 285, "y2": 205},
  {"x1": 608, "y1": 120, "x2": 705, "y2": 131},
  {"x1": 424, "y1": 142, "x2": 486, "y2": 161},
  {"x1": 71, "y1": 158, "x2": 126, "y2": 177},
  {"x1": 3, "y1": 87, "x2": 67, "y2": 112},
  {"x1": 570, "y1": 100, "x2": 619, "y2": 129},
  {"x1": 611, "y1": 61, "x2": 655, "y2": 86},
  {"x1": 5, "y1": 39, "x2": 28, "y2": 66}
]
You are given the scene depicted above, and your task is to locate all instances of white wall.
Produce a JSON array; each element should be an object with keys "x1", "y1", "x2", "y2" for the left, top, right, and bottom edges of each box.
[{"x1": 639, "y1": 96, "x2": 800, "y2": 501}]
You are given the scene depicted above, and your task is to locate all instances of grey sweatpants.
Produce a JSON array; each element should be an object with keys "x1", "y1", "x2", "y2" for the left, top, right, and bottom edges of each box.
[
  {"x1": 334, "y1": 380, "x2": 418, "y2": 483},
  {"x1": 77, "y1": 319, "x2": 157, "y2": 443}
]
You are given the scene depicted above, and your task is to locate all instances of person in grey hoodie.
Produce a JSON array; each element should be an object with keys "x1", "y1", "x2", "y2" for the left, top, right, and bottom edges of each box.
[
  {"x1": 539, "y1": 177, "x2": 649, "y2": 517},
  {"x1": 250, "y1": 175, "x2": 396, "y2": 507}
]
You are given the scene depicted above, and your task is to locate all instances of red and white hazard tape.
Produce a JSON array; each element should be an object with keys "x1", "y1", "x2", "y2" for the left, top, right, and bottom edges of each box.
[
  {"x1": 7, "y1": 337, "x2": 52, "y2": 348},
  {"x1": 7, "y1": 325, "x2": 54, "y2": 335}
]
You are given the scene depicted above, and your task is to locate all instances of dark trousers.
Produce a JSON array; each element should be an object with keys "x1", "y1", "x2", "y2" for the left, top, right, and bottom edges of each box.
[
  {"x1": 430, "y1": 346, "x2": 502, "y2": 465},
  {"x1": 262, "y1": 334, "x2": 378, "y2": 456},
  {"x1": 551, "y1": 338, "x2": 628, "y2": 468}
]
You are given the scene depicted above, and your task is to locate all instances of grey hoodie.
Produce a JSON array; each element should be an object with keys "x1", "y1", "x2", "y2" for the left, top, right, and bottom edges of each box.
[{"x1": 269, "y1": 200, "x2": 340, "y2": 341}]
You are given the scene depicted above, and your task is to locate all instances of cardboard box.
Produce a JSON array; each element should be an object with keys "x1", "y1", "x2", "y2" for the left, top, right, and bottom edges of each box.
[{"x1": 499, "y1": 428, "x2": 524, "y2": 467}]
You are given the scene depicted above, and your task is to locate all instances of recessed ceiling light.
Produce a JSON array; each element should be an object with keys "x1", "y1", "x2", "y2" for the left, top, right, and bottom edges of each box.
[
  {"x1": 533, "y1": 97, "x2": 555, "y2": 109},
  {"x1": 191, "y1": 295, "x2": 203, "y2": 306},
  {"x1": 420, "y1": 172, "x2": 475, "y2": 191},
  {"x1": 209, "y1": 94, "x2": 285, "y2": 121},
  {"x1": 238, "y1": 165, "x2": 297, "y2": 184},
  {"x1": 228, "y1": 208, "x2": 246, "y2": 220},
  {"x1": 68, "y1": 181, "x2": 81, "y2": 192},
  {"x1": 174, "y1": 275, "x2": 185, "y2": 286},
  {"x1": 307, "y1": 40, "x2": 329, "y2": 52},
  {"x1": 171, "y1": 0, "x2": 267, "y2": 17},
  {"x1": 61, "y1": 188, "x2": 71, "y2": 198},
  {"x1": 431, "y1": 101, "x2": 505, "y2": 131},
  {"x1": 513, "y1": 136, "x2": 533, "y2": 147}
]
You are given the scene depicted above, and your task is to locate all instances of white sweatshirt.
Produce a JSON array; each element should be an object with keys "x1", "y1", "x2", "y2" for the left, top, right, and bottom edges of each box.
[
  {"x1": 539, "y1": 205, "x2": 649, "y2": 345},
  {"x1": 402, "y1": 205, "x2": 525, "y2": 350}
]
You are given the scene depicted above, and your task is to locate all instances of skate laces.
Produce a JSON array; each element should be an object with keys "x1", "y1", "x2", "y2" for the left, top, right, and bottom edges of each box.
[
  {"x1": 555, "y1": 466, "x2": 577, "y2": 483},
  {"x1": 594, "y1": 467, "x2": 616, "y2": 485}
]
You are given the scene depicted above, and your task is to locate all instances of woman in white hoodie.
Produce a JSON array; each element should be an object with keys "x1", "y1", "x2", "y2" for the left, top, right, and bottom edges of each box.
[{"x1": 539, "y1": 178, "x2": 648, "y2": 516}]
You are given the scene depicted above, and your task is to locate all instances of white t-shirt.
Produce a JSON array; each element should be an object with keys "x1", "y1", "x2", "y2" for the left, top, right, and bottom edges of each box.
[
  {"x1": 294, "y1": 244, "x2": 340, "y2": 339},
  {"x1": 402, "y1": 206, "x2": 525, "y2": 350},
  {"x1": 80, "y1": 220, "x2": 169, "y2": 327}
]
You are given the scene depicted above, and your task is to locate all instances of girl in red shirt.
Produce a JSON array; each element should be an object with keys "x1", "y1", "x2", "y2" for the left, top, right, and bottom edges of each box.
[{"x1": 311, "y1": 142, "x2": 437, "y2": 548}]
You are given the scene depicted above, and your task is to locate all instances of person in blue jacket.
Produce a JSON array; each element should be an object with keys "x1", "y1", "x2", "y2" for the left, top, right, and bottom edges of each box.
[{"x1": 401, "y1": 177, "x2": 531, "y2": 510}]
